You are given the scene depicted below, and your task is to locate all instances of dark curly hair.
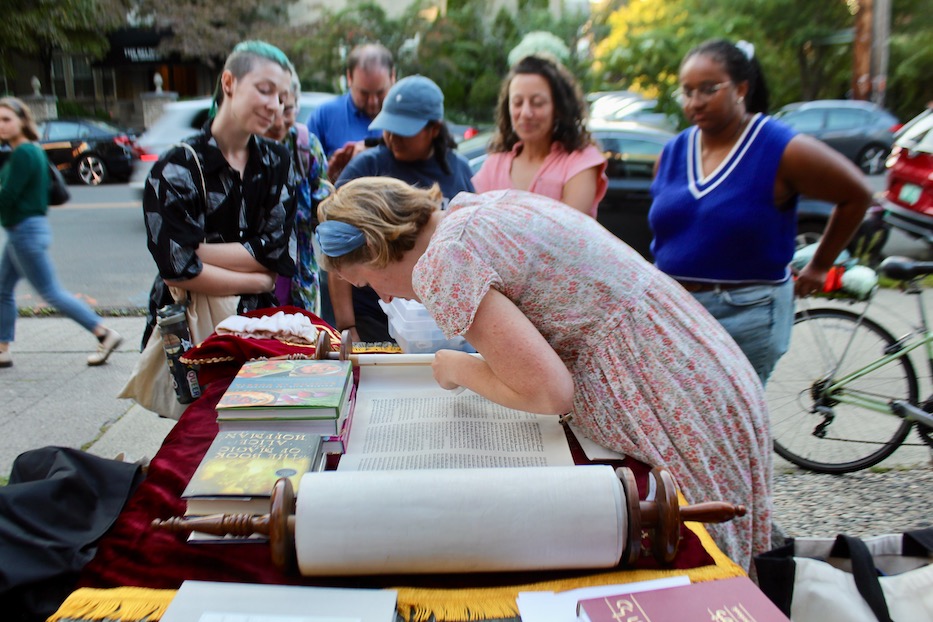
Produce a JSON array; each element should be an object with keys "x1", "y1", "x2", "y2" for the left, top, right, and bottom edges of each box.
[{"x1": 488, "y1": 55, "x2": 592, "y2": 154}]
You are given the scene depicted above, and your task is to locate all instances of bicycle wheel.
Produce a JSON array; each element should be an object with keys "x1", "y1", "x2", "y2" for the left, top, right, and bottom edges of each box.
[{"x1": 766, "y1": 307, "x2": 917, "y2": 473}]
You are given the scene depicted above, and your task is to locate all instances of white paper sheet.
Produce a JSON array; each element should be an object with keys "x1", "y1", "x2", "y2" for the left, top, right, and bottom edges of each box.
[
  {"x1": 161, "y1": 581, "x2": 396, "y2": 622},
  {"x1": 569, "y1": 424, "x2": 626, "y2": 461}
]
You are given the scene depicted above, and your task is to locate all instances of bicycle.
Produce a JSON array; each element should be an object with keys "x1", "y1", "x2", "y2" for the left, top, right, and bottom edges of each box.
[{"x1": 766, "y1": 256, "x2": 933, "y2": 474}]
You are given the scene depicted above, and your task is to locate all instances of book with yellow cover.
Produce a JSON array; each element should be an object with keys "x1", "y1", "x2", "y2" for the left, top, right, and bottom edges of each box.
[{"x1": 182, "y1": 428, "x2": 324, "y2": 517}]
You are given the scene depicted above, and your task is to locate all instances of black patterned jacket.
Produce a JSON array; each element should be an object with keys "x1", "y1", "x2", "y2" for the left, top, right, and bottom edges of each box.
[{"x1": 141, "y1": 122, "x2": 295, "y2": 345}]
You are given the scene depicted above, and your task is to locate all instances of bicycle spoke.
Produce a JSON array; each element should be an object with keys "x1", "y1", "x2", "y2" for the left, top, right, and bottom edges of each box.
[{"x1": 766, "y1": 307, "x2": 916, "y2": 474}]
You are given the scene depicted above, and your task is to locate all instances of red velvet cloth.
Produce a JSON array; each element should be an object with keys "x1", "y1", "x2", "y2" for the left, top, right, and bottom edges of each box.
[
  {"x1": 181, "y1": 307, "x2": 343, "y2": 386},
  {"x1": 78, "y1": 341, "x2": 713, "y2": 591}
]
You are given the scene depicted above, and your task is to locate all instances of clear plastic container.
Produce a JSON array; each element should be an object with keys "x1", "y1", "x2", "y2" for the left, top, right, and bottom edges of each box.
[{"x1": 380, "y1": 300, "x2": 475, "y2": 354}]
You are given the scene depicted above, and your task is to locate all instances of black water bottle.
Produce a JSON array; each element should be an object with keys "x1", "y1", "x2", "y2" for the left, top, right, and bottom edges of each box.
[{"x1": 157, "y1": 303, "x2": 202, "y2": 404}]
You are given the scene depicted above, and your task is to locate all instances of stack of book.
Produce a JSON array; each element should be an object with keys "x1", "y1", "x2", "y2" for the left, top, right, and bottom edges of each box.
[
  {"x1": 215, "y1": 358, "x2": 355, "y2": 452},
  {"x1": 181, "y1": 428, "x2": 327, "y2": 520}
]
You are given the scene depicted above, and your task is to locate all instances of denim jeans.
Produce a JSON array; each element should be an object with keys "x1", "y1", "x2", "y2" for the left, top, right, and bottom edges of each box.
[
  {"x1": 0, "y1": 216, "x2": 101, "y2": 342},
  {"x1": 691, "y1": 279, "x2": 794, "y2": 386}
]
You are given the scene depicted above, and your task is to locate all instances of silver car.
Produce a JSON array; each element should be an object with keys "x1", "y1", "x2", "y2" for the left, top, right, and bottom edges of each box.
[
  {"x1": 129, "y1": 92, "x2": 336, "y2": 195},
  {"x1": 773, "y1": 99, "x2": 900, "y2": 175}
]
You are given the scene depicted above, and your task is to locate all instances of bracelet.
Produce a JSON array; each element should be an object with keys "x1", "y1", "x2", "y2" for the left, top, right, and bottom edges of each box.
[{"x1": 338, "y1": 325, "x2": 356, "y2": 331}]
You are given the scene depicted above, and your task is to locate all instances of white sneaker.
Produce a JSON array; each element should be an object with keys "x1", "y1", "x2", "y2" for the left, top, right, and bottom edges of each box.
[{"x1": 88, "y1": 328, "x2": 123, "y2": 366}]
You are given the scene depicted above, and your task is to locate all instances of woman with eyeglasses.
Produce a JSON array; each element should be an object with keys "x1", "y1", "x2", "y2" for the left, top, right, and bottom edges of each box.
[
  {"x1": 0, "y1": 97, "x2": 122, "y2": 368},
  {"x1": 649, "y1": 39, "x2": 871, "y2": 385}
]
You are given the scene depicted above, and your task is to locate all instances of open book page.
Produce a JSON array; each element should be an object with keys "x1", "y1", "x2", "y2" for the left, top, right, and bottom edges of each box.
[{"x1": 338, "y1": 362, "x2": 574, "y2": 471}]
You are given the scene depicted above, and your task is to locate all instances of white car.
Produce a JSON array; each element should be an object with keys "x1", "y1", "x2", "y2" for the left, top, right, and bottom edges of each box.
[{"x1": 129, "y1": 92, "x2": 336, "y2": 195}]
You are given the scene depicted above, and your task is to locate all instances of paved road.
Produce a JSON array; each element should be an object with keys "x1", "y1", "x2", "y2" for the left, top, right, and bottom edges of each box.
[{"x1": 0, "y1": 184, "x2": 154, "y2": 312}]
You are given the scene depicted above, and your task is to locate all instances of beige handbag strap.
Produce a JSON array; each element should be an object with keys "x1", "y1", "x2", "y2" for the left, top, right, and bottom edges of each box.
[{"x1": 174, "y1": 142, "x2": 207, "y2": 209}]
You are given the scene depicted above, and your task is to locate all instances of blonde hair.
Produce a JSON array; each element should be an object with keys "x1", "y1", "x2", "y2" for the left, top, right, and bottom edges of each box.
[
  {"x1": 317, "y1": 177, "x2": 441, "y2": 271},
  {"x1": 0, "y1": 97, "x2": 40, "y2": 142}
]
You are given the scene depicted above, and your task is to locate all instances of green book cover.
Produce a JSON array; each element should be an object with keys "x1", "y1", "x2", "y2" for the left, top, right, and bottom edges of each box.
[
  {"x1": 216, "y1": 359, "x2": 353, "y2": 421},
  {"x1": 182, "y1": 429, "x2": 323, "y2": 499}
]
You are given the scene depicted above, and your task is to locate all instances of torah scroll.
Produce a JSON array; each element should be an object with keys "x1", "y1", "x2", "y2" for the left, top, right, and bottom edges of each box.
[{"x1": 293, "y1": 465, "x2": 626, "y2": 575}]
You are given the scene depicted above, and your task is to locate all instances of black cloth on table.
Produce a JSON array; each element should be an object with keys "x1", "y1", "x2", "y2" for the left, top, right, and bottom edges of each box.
[{"x1": 0, "y1": 446, "x2": 144, "y2": 622}]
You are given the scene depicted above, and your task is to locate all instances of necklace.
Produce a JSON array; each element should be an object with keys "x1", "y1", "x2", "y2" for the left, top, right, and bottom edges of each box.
[{"x1": 698, "y1": 114, "x2": 752, "y2": 176}]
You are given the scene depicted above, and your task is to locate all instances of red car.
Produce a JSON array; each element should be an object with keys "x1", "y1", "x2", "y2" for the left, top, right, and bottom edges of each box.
[{"x1": 882, "y1": 107, "x2": 933, "y2": 242}]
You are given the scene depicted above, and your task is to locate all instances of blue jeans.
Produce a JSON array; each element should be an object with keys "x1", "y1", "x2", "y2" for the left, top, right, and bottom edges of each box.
[
  {"x1": 691, "y1": 279, "x2": 794, "y2": 386},
  {"x1": 0, "y1": 216, "x2": 101, "y2": 342}
]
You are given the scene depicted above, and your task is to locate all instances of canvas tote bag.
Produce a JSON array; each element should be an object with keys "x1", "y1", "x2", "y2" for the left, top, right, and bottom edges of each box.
[
  {"x1": 118, "y1": 142, "x2": 238, "y2": 419},
  {"x1": 754, "y1": 529, "x2": 933, "y2": 622},
  {"x1": 118, "y1": 288, "x2": 238, "y2": 420}
]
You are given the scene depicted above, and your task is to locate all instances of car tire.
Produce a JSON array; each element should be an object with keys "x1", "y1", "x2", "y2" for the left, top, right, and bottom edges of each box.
[
  {"x1": 856, "y1": 143, "x2": 888, "y2": 175},
  {"x1": 795, "y1": 220, "x2": 825, "y2": 250},
  {"x1": 77, "y1": 154, "x2": 108, "y2": 186}
]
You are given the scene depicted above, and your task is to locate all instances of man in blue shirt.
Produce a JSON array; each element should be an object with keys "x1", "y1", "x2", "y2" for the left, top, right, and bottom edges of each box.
[{"x1": 308, "y1": 43, "x2": 396, "y2": 181}]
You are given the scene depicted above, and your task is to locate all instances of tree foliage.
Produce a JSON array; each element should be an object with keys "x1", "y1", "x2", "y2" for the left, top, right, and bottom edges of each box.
[
  {"x1": 509, "y1": 31, "x2": 572, "y2": 66},
  {"x1": 135, "y1": 0, "x2": 298, "y2": 67},
  {"x1": 277, "y1": 0, "x2": 588, "y2": 125},
  {"x1": 0, "y1": 0, "x2": 130, "y2": 78},
  {"x1": 886, "y1": 0, "x2": 933, "y2": 120},
  {"x1": 593, "y1": 0, "x2": 856, "y2": 117},
  {"x1": 591, "y1": 0, "x2": 931, "y2": 123}
]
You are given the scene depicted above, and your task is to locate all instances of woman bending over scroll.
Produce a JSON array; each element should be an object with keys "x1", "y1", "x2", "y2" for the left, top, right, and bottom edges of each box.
[{"x1": 316, "y1": 178, "x2": 771, "y2": 573}]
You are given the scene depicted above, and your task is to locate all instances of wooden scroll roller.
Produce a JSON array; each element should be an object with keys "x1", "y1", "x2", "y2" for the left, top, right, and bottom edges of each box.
[
  {"x1": 312, "y1": 329, "x2": 352, "y2": 362},
  {"x1": 153, "y1": 465, "x2": 745, "y2": 576}
]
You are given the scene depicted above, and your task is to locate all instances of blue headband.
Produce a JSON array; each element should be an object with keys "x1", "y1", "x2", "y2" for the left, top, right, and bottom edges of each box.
[{"x1": 315, "y1": 220, "x2": 366, "y2": 257}]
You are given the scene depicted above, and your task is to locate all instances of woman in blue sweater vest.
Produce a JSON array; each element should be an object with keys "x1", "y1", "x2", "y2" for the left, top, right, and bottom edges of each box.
[{"x1": 649, "y1": 40, "x2": 871, "y2": 385}]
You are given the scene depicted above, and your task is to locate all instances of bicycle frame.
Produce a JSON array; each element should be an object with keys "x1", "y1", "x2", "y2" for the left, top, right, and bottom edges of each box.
[{"x1": 811, "y1": 280, "x2": 933, "y2": 420}]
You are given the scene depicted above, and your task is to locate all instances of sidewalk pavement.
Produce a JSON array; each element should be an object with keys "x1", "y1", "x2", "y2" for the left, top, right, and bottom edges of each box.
[
  {"x1": 2, "y1": 287, "x2": 931, "y2": 480},
  {"x1": 0, "y1": 315, "x2": 175, "y2": 478}
]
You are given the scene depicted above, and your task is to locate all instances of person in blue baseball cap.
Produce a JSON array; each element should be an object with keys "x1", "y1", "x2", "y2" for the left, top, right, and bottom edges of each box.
[
  {"x1": 369, "y1": 75, "x2": 444, "y2": 137},
  {"x1": 331, "y1": 75, "x2": 474, "y2": 344}
]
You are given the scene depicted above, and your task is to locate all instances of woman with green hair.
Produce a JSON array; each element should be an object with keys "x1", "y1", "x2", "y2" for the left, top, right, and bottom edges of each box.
[{"x1": 138, "y1": 40, "x2": 297, "y2": 347}]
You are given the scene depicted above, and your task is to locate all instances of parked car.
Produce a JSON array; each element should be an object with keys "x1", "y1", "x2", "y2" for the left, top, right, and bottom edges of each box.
[
  {"x1": 879, "y1": 106, "x2": 933, "y2": 244},
  {"x1": 459, "y1": 123, "x2": 840, "y2": 258},
  {"x1": 592, "y1": 98, "x2": 678, "y2": 132},
  {"x1": 129, "y1": 92, "x2": 336, "y2": 195},
  {"x1": 773, "y1": 100, "x2": 900, "y2": 175},
  {"x1": 588, "y1": 91, "x2": 645, "y2": 122},
  {"x1": 36, "y1": 118, "x2": 140, "y2": 185}
]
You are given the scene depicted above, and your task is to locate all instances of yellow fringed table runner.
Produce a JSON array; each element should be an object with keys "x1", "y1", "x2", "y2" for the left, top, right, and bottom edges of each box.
[
  {"x1": 50, "y1": 522, "x2": 743, "y2": 622},
  {"x1": 48, "y1": 586, "x2": 174, "y2": 622}
]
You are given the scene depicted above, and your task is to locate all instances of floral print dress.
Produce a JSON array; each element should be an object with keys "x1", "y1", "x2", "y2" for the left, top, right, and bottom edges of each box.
[
  {"x1": 287, "y1": 125, "x2": 330, "y2": 313},
  {"x1": 414, "y1": 190, "x2": 772, "y2": 572}
]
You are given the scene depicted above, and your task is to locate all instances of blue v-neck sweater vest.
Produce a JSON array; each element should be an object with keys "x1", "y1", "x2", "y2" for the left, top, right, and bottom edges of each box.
[{"x1": 649, "y1": 114, "x2": 797, "y2": 283}]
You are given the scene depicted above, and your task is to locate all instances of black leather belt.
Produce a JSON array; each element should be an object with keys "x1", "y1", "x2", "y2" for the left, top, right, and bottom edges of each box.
[{"x1": 675, "y1": 280, "x2": 752, "y2": 293}]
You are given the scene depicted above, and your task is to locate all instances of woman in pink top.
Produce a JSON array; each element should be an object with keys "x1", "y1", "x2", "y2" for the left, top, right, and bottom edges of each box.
[{"x1": 472, "y1": 55, "x2": 608, "y2": 217}]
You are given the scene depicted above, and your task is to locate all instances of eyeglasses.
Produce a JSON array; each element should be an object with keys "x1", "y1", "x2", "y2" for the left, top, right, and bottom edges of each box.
[{"x1": 673, "y1": 82, "x2": 731, "y2": 106}]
